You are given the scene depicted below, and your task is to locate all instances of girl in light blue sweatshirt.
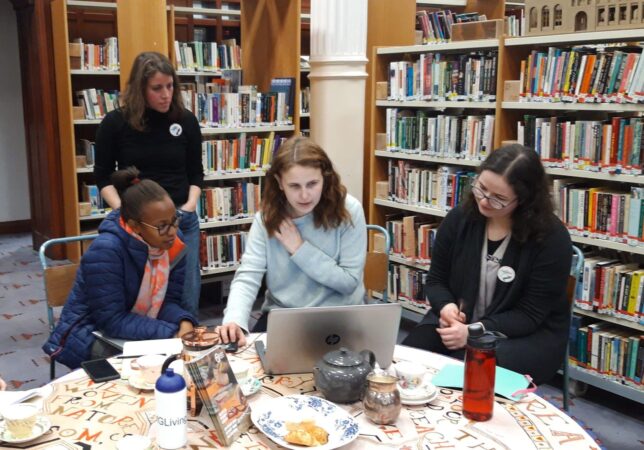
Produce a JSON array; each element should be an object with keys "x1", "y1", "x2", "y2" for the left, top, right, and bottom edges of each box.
[{"x1": 218, "y1": 136, "x2": 367, "y2": 346}]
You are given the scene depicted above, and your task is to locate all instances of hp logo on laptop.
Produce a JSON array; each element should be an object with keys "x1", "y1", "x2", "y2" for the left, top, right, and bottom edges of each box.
[{"x1": 325, "y1": 334, "x2": 341, "y2": 345}]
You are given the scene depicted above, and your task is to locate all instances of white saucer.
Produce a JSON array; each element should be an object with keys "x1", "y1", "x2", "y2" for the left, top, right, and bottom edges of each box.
[
  {"x1": 0, "y1": 416, "x2": 51, "y2": 443},
  {"x1": 400, "y1": 389, "x2": 438, "y2": 406},
  {"x1": 240, "y1": 376, "x2": 261, "y2": 396},
  {"x1": 399, "y1": 377, "x2": 437, "y2": 405},
  {"x1": 129, "y1": 376, "x2": 156, "y2": 391}
]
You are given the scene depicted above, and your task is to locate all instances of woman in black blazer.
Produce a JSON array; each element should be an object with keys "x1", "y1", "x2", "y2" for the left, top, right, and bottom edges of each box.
[{"x1": 403, "y1": 144, "x2": 572, "y2": 384}]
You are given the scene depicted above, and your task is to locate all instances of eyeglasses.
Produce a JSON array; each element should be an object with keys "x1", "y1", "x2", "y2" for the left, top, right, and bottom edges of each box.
[
  {"x1": 138, "y1": 212, "x2": 181, "y2": 236},
  {"x1": 470, "y1": 183, "x2": 517, "y2": 210}
]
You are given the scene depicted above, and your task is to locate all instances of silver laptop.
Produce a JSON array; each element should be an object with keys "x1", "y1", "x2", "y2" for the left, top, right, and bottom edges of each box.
[{"x1": 255, "y1": 303, "x2": 402, "y2": 374}]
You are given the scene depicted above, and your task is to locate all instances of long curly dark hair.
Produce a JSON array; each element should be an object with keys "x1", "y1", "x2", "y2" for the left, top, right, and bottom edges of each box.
[
  {"x1": 463, "y1": 144, "x2": 554, "y2": 243},
  {"x1": 262, "y1": 136, "x2": 350, "y2": 236},
  {"x1": 122, "y1": 52, "x2": 184, "y2": 131}
]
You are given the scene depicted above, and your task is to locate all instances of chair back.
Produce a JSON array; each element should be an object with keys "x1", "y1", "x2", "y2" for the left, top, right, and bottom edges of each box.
[
  {"x1": 365, "y1": 224, "x2": 390, "y2": 302},
  {"x1": 39, "y1": 235, "x2": 99, "y2": 333}
]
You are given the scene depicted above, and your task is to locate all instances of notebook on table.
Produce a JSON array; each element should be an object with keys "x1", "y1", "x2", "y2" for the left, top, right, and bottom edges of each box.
[{"x1": 255, "y1": 303, "x2": 402, "y2": 375}]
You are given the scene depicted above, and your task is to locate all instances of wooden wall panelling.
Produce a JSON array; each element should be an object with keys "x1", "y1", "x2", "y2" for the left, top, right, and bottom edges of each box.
[
  {"x1": 10, "y1": 0, "x2": 66, "y2": 258},
  {"x1": 117, "y1": 0, "x2": 169, "y2": 92},
  {"x1": 241, "y1": 0, "x2": 301, "y2": 131},
  {"x1": 364, "y1": 0, "x2": 416, "y2": 216}
]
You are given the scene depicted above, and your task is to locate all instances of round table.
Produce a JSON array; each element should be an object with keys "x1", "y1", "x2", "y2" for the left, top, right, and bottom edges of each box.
[{"x1": 23, "y1": 333, "x2": 597, "y2": 449}]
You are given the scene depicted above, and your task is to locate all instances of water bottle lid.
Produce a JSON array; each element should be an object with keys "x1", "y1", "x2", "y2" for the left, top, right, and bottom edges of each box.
[
  {"x1": 467, "y1": 323, "x2": 506, "y2": 349},
  {"x1": 155, "y1": 368, "x2": 186, "y2": 393}
]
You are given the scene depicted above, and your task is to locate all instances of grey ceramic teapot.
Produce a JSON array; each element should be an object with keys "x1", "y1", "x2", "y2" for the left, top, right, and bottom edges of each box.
[{"x1": 313, "y1": 347, "x2": 376, "y2": 404}]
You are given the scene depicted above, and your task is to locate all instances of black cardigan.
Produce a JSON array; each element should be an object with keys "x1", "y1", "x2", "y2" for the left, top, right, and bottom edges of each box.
[{"x1": 422, "y1": 206, "x2": 573, "y2": 383}]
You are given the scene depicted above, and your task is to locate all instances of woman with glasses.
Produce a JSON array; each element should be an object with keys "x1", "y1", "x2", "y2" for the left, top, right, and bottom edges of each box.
[
  {"x1": 403, "y1": 144, "x2": 572, "y2": 384},
  {"x1": 43, "y1": 167, "x2": 198, "y2": 369},
  {"x1": 94, "y1": 52, "x2": 203, "y2": 317}
]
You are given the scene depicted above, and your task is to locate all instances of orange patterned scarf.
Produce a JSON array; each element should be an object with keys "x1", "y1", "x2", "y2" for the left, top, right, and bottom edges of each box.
[{"x1": 120, "y1": 218, "x2": 170, "y2": 319}]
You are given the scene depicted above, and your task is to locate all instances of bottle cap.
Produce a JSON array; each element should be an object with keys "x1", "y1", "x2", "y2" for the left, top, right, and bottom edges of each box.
[
  {"x1": 467, "y1": 324, "x2": 506, "y2": 349},
  {"x1": 155, "y1": 368, "x2": 186, "y2": 393}
]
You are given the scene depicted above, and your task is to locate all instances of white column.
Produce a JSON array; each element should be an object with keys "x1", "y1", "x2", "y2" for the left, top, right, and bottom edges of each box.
[{"x1": 309, "y1": 0, "x2": 368, "y2": 201}]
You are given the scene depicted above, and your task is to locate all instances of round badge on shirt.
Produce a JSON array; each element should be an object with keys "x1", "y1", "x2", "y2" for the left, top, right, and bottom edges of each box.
[
  {"x1": 169, "y1": 123, "x2": 183, "y2": 137},
  {"x1": 497, "y1": 266, "x2": 515, "y2": 283}
]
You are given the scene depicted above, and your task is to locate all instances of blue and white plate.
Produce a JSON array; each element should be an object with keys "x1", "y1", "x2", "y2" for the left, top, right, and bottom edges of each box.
[{"x1": 251, "y1": 395, "x2": 359, "y2": 450}]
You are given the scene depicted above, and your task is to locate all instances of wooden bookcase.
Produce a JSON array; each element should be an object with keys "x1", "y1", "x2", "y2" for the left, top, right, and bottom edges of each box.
[
  {"x1": 50, "y1": 0, "x2": 300, "y2": 266},
  {"x1": 366, "y1": 0, "x2": 644, "y2": 402}
]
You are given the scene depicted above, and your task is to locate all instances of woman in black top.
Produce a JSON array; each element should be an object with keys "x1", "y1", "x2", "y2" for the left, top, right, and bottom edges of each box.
[
  {"x1": 403, "y1": 144, "x2": 572, "y2": 384},
  {"x1": 94, "y1": 52, "x2": 204, "y2": 316}
]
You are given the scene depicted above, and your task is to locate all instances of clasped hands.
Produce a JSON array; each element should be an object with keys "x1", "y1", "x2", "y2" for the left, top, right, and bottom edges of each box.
[{"x1": 436, "y1": 302, "x2": 468, "y2": 350}]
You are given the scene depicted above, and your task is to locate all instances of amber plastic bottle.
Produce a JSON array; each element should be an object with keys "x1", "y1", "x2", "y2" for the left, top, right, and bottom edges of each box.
[{"x1": 462, "y1": 323, "x2": 506, "y2": 421}]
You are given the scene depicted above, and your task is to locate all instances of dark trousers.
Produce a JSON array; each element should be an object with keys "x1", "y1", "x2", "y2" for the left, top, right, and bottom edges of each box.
[{"x1": 402, "y1": 324, "x2": 465, "y2": 360}]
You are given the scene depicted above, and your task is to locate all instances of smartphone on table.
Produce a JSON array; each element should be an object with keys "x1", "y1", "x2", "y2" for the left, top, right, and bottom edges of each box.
[{"x1": 81, "y1": 358, "x2": 121, "y2": 382}]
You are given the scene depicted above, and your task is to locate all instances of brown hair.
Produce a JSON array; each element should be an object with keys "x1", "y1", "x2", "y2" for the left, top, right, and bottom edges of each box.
[
  {"x1": 262, "y1": 136, "x2": 350, "y2": 236},
  {"x1": 111, "y1": 167, "x2": 170, "y2": 222},
  {"x1": 122, "y1": 52, "x2": 184, "y2": 131}
]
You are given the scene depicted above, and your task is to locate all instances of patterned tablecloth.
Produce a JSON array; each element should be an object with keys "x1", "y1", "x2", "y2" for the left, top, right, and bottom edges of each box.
[{"x1": 19, "y1": 334, "x2": 598, "y2": 449}]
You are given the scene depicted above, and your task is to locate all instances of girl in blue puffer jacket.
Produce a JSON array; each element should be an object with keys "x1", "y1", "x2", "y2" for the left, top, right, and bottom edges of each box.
[{"x1": 43, "y1": 167, "x2": 198, "y2": 369}]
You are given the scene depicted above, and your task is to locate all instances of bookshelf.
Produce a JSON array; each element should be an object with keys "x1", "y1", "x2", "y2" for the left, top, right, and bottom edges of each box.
[
  {"x1": 366, "y1": 1, "x2": 644, "y2": 401},
  {"x1": 50, "y1": 0, "x2": 300, "y2": 268}
]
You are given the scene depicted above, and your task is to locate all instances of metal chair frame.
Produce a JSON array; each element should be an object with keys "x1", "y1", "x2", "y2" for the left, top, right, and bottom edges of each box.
[
  {"x1": 365, "y1": 224, "x2": 391, "y2": 304},
  {"x1": 39, "y1": 234, "x2": 98, "y2": 379},
  {"x1": 562, "y1": 245, "x2": 584, "y2": 411}
]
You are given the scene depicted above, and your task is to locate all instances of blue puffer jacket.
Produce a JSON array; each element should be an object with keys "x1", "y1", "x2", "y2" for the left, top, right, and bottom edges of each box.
[{"x1": 42, "y1": 211, "x2": 197, "y2": 369}]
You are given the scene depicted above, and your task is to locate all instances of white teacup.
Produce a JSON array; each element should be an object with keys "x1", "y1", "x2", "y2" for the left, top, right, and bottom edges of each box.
[
  {"x1": 0, "y1": 403, "x2": 40, "y2": 439},
  {"x1": 395, "y1": 361, "x2": 426, "y2": 391},
  {"x1": 134, "y1": 354, "x2": 166, "y2": 385},
  {"x1": 230, "y1": 360, "x2": 251, "y2": 382}
]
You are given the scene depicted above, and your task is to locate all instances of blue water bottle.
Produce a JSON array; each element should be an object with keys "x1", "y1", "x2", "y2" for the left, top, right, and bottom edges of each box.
[{"x1": 155, "y1": 368, "x2": 187, "y2": 449}]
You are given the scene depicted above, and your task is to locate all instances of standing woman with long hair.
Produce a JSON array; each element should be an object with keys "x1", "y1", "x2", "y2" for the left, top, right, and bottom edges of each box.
[
  {"x1": 217, "y1": 136, "x2": 367, "y2": 346},
  {"x1": 402, "y1": 144, "x2": 572, "y2": 384},
  {"x1": 94, "y1": 51, "x2": 204, "y2": 316}
]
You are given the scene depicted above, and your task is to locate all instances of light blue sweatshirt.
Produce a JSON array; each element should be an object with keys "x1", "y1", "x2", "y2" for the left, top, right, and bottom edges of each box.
[{"x1": 223, "y1": 194, "x2": 367, "y2": 331}]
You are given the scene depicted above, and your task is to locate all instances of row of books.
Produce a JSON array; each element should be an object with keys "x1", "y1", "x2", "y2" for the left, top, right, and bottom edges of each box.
[
  {"x1": 553, "y1": 182, "x2": 644, "y2": 246},
  {"x1": 415, "y1": 10, "x2": 486, "y2": 45},
  {"x1": 519, "y1": 46, "x2": 644, "y2": 104},
  {"x1": 385, "y1": 214, "x2": 438, "y2": 264},
  {"x1": 181, "y1": 81, "x2": 295, "y2": 126},
  {"x1": 385, "y1": 108, "x2": 494, "y2": 159},
  {"x1": 388, "y1": 52, "x2": 498, "y2": 101},
  {"x1": 76, "y1": 89, "x2": 120, "y2": 120},
  {"x1": 575, "y1": 255, "x2": 643, "y2": 323},
  {"x1": 81, "y1": 184, "x2": 106, "y2": 215},
  {"x1": 384, "y1": 160, "x2": 476, "y2": 211},
  {"x1": 569, "y1": 320, "x2": 643, "y2": 386},
  {"x1": 173, "y1": 39, "x2": 241, "y2": 72},
  {"x1": 69, "y1": 37, "x2": 119, "y2": 71},
  {"x1": 202, "y1": 134, "x2": 286, "y2": 174},
  {"x1": 505, "y1": 8, "x2": 525, "y2": 37},
  {"x1": 196, "y1": 182, "x2": 261, "y2": 222},
  {"x1": 199, "y1": 230, "x2": 248, "y2": 270},
  {"x1": 76, "y1": 139, "x2": 95, "y2": 167},
  {"x1": 388, "y1": 263, "x2": 428, "y2": 308},
  {"x1": 518, "y1": 116, "x2": 643, "y2": 174}
]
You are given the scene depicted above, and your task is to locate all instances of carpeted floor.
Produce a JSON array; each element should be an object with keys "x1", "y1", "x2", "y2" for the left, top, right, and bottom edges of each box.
[{"x1": 0, "y1": 233, "x2": 642, "y2": 449}]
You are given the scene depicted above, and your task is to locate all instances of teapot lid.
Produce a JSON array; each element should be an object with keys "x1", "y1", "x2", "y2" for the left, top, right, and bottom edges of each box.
[
  {"x1": 181, "y1": 326, "x2": 219, "y2": 350},
  {"x1": 322, "y1": 347, "x2": 363, "y2": 367}
]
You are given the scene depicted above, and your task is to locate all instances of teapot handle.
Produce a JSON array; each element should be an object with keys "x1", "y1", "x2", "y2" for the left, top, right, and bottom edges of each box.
[
  {"x1": 161, "y1": 353, "x2": 181, "y2": 373},
  {"x1": 360, "y1": 350, "x2": 376, "y2": 369}
]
